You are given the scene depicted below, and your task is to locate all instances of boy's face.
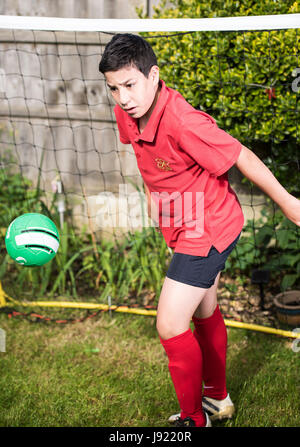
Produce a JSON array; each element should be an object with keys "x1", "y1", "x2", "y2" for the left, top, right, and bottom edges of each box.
[{"x1": 105, "y1": 64, "x2": 160, "y2": 120}]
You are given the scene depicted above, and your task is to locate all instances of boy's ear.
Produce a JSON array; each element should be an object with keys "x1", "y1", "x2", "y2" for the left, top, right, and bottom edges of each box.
[{"x1": 149, "y1": 65, "x2": 160, "y2": 83}]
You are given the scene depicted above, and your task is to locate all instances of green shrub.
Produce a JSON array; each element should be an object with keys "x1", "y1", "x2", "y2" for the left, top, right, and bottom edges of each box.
[
  {"x1": 139, "y1": 0, "x2": 300, "y2": 192},
  {"x1": 226, "y1": 200, "x2": 300, "y2": 290}
]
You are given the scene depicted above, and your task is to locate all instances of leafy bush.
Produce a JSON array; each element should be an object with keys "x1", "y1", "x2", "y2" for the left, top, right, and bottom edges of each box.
[
  {"x1": 0, "y1": 158, "x2": 50, "y2": 229},
  {"x1": 139, "y1": 0, "x2": 300, "y2": 193},
  {"x1": 225, "y1": 200, "x2": 300, "y2": 290},
  {"x1": 0, "y1": 154, "x2": 88, "y2": 298}
]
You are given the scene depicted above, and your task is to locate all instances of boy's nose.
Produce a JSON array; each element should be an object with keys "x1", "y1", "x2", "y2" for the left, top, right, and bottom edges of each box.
[{"x1": 119, "y1": 88, "x2": 130, "y2": 107}]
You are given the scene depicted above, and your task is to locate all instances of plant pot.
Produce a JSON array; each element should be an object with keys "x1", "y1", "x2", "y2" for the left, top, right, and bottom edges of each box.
[{"x1": 273, "y1": 290, "x2": 300, "y2": 326}]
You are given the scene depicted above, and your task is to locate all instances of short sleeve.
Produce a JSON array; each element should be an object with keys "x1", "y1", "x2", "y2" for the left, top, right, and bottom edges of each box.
[
  {"x1": 179, "y1": 110, "x2": 242, "y2": 176},
  {"x1": 114, "y1": 105, "x2": 131, "y2": 144}
]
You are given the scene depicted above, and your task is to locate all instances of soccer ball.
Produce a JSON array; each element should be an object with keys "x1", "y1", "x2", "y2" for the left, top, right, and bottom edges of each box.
[{"x1": 5, "y1": 213, "x2": 60, "y2": 266}]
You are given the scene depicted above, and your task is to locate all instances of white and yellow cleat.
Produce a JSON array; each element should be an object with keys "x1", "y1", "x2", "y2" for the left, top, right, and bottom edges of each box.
[
  {"x1": 202, "y1": 394, "x2": 235, "y2": 421},
  {"x1": 168, "y1": 394, "x2": 234, "y2": 424}
]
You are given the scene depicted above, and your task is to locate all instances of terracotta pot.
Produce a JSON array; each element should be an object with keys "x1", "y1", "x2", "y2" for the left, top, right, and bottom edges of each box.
[{"x1": 273, "y1": 290, "x2": 300, "y2": 326}]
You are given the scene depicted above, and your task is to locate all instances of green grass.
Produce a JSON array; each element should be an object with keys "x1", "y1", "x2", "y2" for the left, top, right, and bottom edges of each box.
[{"x1": 0, "y1": 310, "x2": 299, "y2": 427}]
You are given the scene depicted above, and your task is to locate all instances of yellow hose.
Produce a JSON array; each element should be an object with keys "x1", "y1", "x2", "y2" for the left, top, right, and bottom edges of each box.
[
  {"x1": 0, "y1": 281, "x2": 299, "y2": 339},
  {"x1": 223, "y1": 319, "x2": 300, "y2": 339}
]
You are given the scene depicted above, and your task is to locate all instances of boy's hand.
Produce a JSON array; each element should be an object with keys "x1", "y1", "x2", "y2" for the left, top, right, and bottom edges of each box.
[{"x1": 279, "y1": 194, "x2": 300, "y2": 227}]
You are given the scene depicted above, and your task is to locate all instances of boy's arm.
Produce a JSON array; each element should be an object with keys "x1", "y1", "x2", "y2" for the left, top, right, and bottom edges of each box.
[{"x1": 235, "y1": 145, "x2": 300, "y2": 227}]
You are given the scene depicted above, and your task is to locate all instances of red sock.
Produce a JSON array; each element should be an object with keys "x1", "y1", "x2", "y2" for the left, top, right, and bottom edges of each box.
[
  {"x1": 192, "y1": 305, "x2": 228, "y2": 400},
  {"x1": 159, "y1": 329, "x2": 206, "y2": 427}
]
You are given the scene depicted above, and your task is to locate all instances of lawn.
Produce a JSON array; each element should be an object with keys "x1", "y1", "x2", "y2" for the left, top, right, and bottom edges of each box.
[{"x1": 0, "y1": 309, "x2": 299, "y2": 427}]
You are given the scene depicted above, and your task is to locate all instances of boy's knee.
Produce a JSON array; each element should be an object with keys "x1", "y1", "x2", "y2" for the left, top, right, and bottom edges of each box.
[
  {"x1": 156, "y1": 319, "x2": 186, "y2": 341},
  {"x1": 156, "y1": 319, "x2": 170, "y2": 340}
]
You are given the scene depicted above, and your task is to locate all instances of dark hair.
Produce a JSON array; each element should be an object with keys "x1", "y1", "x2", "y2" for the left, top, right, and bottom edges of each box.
[{"x1": 99, "y1": 33, "x2": 157, "y2": 77}]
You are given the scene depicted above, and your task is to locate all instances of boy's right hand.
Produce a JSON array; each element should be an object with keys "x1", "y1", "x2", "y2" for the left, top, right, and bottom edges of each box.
[{"x1": 280, "y1": 194, "x2": 300, "y2": 227}]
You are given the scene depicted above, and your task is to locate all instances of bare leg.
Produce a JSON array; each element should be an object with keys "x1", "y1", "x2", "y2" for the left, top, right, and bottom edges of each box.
[
  {"x1": 192, "y1": 272, "x2": 221, "y2": 319},
  {"x1": 156, "y1": 277, "x2": 209, "y2": 340}
]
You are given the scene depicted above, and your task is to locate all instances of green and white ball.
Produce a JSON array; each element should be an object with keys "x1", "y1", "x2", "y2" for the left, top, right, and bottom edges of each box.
[{"x1": 5, "y1": 213, "x2": 60, "y2": 266}]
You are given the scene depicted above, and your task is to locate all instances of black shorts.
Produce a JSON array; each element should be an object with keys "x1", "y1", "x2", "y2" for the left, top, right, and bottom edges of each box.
[{"x1": 166, "y1": 233, "x2": 241, "y2": 289}]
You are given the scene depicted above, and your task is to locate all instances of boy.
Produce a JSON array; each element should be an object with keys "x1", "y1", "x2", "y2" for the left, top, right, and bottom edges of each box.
[{"x1": 99, "y1": 33, "x2": 300, "y2": 427}]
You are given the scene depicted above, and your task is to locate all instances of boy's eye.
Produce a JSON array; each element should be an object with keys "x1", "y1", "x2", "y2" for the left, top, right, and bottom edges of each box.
[{"x1": 108, "y1": 83, "x2": 134, "y2": 92}]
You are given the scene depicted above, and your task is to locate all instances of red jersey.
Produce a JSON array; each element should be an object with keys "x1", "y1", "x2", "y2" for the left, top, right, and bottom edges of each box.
[{"x1": 114, "y1": 80, "x2": 244, "y2": 256}]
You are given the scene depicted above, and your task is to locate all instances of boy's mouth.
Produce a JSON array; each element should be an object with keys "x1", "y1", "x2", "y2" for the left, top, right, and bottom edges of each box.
[{"x1": 124, "y1": 107, "x2": 137, "y2": 114}]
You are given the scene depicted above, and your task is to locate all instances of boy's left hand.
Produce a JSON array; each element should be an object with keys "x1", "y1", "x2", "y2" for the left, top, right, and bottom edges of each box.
[{"x1": 279, "y1": 194, "x2": 300, "y2": 227}]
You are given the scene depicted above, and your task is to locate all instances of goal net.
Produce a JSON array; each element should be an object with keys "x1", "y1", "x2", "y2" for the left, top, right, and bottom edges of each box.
[{"x1": 0, "y1": 13, "x2": 299, "y2": 312}]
